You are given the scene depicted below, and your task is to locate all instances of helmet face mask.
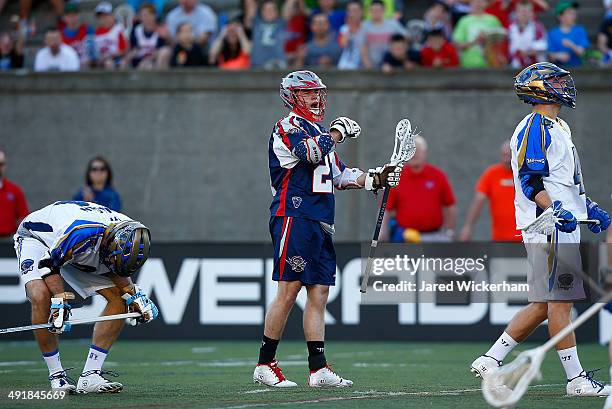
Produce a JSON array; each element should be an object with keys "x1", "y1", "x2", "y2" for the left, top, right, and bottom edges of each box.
[
  {"x1": 293, "y1": 88, "x2": 327, "y2": 122},
  {"x1": 543, "y1": 74, "x2": 576, "y2": 108},
  {"x1": 101, "y1": 221, "x2": 151, "y2": 277},
  {"x1": 514, "y1": 62, "x2": 576, "y2": 109},
  {"x1": 280, "y1": 70, "x2": 327, "y2": 122}
]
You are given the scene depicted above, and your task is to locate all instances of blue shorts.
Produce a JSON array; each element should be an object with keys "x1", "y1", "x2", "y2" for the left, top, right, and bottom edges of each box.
[{"x1": 269, "y1": 216, "x2": 336, "y2": 286}]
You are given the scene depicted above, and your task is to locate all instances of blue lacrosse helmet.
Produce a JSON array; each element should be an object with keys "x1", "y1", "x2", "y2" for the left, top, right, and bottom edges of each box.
[
  {"x1": 101, "y1": 221, "x2": 151, "y2": 277},
  {"x1": 514, "y1": 62, "x2": 576, "y2": 109}
]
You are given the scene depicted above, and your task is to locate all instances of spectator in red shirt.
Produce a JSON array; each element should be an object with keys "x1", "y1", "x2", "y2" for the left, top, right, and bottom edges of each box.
[
  {"x1": 485, "y1": 0, "x2": 549, "y2": 28},
  {"x1": 0, "y1": 150, "x2": 29, "y2": 237},
  {"x1": 420, "y1": 28, "x2": 459, "y2": 67},
  {"x1": 382, "y1": 135, "x2": 457, "y2": 242},
  {"x1": 93, "y1": 1, "x2": 127, "y2": 69},
  {"x1": 459, "y1": 141, "x2": 522, "y2": 242},
  {"x1": 59, "y1": 3, "x2": 96, "y2": 66},
  {"x1": 283, "y1": 0, "x2": 308, "y2": 66}
]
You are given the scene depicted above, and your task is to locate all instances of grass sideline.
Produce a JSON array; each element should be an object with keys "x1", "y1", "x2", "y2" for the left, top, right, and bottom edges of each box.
[{"x1": 0, "y1": 340, "x2": 608, "y2": 409}]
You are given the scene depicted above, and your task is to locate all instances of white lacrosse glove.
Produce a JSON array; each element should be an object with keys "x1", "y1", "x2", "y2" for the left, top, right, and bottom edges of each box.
[
  {"x1": 121, "y1": 285, "x2": 159, "y2": 326},
  {"x1": 329, "y1": 117, "x2": 361, "y2": 143},
  {"x1": 48, "y1": 292, "x2": 75, "y2": 334},
  {"x1": 364, "y1": 164, "x2": 403, "y2": 192}
]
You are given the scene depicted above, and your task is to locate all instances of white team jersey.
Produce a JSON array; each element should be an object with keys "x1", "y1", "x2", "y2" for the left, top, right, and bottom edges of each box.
[
  {"x1": 16, "y1": 201, "x2": 131, "y2": 273},
  {"x1": 511, "y1": 112, "x2": 587, "y2": 230},
  {"x1": 95, "y1": 24, "x2": 124, "y2": 59}
]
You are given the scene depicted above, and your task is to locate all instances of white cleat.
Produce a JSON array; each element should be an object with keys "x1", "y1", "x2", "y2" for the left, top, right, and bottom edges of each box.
[
  {"x1": 49, "y1": 371, "x2": 76, "y2": 393},
  {"x1": 76, "y1": 370, "x2": 123, "y2": 394},
  {"x1": 253, "y1": 360, "x2": 297, "y2": 387},
  {"x1": 470, "y1": 355, "x2": 503, "y2": 380},
  {"x1": 566, "y1": 370, "x2": 611, "y2": 397},
  {"x1": 308, "y1": 365, "x2": 353, "y2": 388}
]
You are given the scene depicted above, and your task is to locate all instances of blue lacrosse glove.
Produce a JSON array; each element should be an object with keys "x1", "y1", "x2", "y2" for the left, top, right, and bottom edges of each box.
[
  {"x1": 552, "y1": 200, "x2": 577, "y2": 233},
  {"x1": 605, "y1": 303, "x2": 612, "y2": 314},
  {"x1": 586, "y1": 197, "x2": 610, "y2": 234},
  {"x1": 122, "y1": 285, "x2": 159, "y2": 325}
]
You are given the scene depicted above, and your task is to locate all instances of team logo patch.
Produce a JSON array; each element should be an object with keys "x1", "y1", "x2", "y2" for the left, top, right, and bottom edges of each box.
[
  {"x1": 557, "y1": 273, "x2": 574, "y2": 290},
  {"x1": 542, "y1": 117, "x2": 554, "y2": 128},
  {"x1": 20, "y1": 259, "x2": 34, "y2": 275},
  {"x1": 292, "y1": 196, "x2": 302, "y2": 209},
  {"x1": 287, "y1": 256, "x2": 307, "y2": 273},
  {"x1": 425, "y1": 181, "x2": 434, "y2": 189}
]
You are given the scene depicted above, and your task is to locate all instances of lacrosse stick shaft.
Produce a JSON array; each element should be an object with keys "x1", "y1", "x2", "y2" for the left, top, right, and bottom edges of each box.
[
  {"x1": 0, "y1": 312, "x2": 141, "y2": 335},
  {"x1": 578, "y1": 219, "x2": 600, "y2": 225},
  {"x1": 540, "y1": 290, "x2": 612, "y2": 352},
  {"x1": 360, "y1": 187, "x2": 391, "y2": 293}
]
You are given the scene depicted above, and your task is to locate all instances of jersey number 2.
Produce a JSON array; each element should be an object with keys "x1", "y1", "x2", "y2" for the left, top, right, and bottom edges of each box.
[{"x1": 313, "y1": 156, "x2": 333, "y2": 193}]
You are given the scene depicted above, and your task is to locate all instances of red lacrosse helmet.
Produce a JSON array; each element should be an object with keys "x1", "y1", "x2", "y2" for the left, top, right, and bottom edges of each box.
[{"x1": 280, "y1": 70, "x2": 327, "y2": 122}]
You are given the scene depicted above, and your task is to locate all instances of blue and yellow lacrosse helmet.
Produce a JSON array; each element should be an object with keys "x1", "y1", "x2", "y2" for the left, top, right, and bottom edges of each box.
[
  {"x1": 514, "y1": 62, "x2": 576, "y2": 109},
  {"x1": 101, "y1": 221, "x2": 151, "y2": 277}
]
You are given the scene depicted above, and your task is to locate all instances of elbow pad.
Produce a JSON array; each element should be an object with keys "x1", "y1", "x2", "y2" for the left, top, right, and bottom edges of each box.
[
  {"x1": 293, "y1": 134, "x2": 335, "y2": 164},
  {"x1": 520, "y1": 174, "x2": 544, "y2": 201}
]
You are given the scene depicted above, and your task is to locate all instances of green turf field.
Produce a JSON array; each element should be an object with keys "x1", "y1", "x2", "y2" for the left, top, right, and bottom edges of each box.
[{"x1": 0, "y1": 340, "x2": 608, "y2": 409}]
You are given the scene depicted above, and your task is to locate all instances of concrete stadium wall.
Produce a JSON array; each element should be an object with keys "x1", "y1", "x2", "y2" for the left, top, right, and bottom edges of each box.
[{"x1": 1, "y1": 69, "x2": 611, "y2": 242}]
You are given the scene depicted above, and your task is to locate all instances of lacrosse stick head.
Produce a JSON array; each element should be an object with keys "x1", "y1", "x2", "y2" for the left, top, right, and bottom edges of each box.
[
  {"x1": 389, "y1": 119, "x2": 416, "y2": 166},
  {"x1": 523, "y1": 206, "x2": 557, "y2": 235},
  {"x1": 482, "y1": 349, "x2": 544, "y2": 408}
]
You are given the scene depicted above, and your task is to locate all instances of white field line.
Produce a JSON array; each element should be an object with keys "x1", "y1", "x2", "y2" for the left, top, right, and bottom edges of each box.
[
  {"x1": 224, "y1": 384, "x2": 564, "y2": 409},
  {"x1": 191, "y1": 347, "x2": 218, "y2": 353}
]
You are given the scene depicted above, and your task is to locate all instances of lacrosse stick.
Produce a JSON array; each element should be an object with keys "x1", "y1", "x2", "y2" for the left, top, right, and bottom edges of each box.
[
  {"x1": 0, "y1": 312, "x2": 141, "y2": 335},
  {"x1": 523, "y1": 205, "x2": 599, "y2": 236},
  {"x1": 482, "y1": 289, "x2": 612, "y2": 407},
  {"x1": 360, "y1": 119, "x2": 417, "y2": 293},
  {"x1": 482, "y1": 235, "x2": 611, "y2": 408}
]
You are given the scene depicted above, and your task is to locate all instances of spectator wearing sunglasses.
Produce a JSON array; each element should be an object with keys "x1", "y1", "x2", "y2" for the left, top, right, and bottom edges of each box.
[
  {"x1": 0, "y1": 149, "x2": 29, "y2": 237},
  {"x1": 73, "y1": 156, "x2": 122, "y2": 211}
]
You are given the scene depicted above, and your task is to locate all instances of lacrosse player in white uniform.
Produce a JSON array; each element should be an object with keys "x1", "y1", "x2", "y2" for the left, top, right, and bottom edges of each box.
[
  {"x1": 470, "y1": 62, "x2": 611, "y2": 396},
  {"x1": 14, "y1": 200, "x2": 158, "y2": 393}
]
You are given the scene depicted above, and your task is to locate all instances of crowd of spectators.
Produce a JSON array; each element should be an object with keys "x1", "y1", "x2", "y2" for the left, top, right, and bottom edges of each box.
[{"x1": 0, "y1": 0, "x2": 612, "y2": 71}]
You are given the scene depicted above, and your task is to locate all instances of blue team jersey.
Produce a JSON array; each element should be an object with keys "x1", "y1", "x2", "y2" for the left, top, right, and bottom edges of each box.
[{"x1": 268, "y1": 112, "x2": 346, "y2": 225}]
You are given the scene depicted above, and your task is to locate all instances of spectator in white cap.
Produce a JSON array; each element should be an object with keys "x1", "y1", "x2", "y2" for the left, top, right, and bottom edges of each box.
[
  {"x1": 166, "y1": 0, "x2": 217, "y2": 46},
  {"x1": 94, "y1": 1, "x2": 127, "y2": 69},
  {"x1": 34, "y1": 26, "x2": 80, "y2": 71}
]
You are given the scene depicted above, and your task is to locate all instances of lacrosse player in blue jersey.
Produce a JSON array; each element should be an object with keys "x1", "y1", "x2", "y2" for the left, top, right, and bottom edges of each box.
[
  {"x1": 253, "y1": 70, "x2": 402, "y2": 388},
  {"x1": 14, "y1": 201, "x2": 158, "y2": 393}
]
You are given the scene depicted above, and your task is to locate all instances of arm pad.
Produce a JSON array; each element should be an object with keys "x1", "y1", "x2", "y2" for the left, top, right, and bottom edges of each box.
[
  {"x1": 334, "y1": 167, "x2": 364, "y2": 190},
  {"x1": 292, "y1": 134, "x2": 335, "y2": 164},
  {"x1": 520, "y1": 174, "x2": 544, "y2": 201}
]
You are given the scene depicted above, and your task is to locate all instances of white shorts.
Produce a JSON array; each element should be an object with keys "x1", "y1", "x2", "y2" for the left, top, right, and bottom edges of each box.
[
  {"x1": 14, "y1": 236, "x2": 115, "y2": 298},
  {"x1": 522, "y1": 228, "x2": 585, "y2": 302}
]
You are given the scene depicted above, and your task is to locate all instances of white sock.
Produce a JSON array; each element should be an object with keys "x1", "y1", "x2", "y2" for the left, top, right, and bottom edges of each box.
[
  {"x1": 82, "y1": 344, "x2": 108, "y2": 374},
  {"x1": 42, "y1": 349, "x2": 63, "y2": 376},
  {"x1": 557, "y1": 346, "x2": 583, "y2": 379},
  {"x1": 485, "y1": 332, "x2": 519, "y2": 362}
]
